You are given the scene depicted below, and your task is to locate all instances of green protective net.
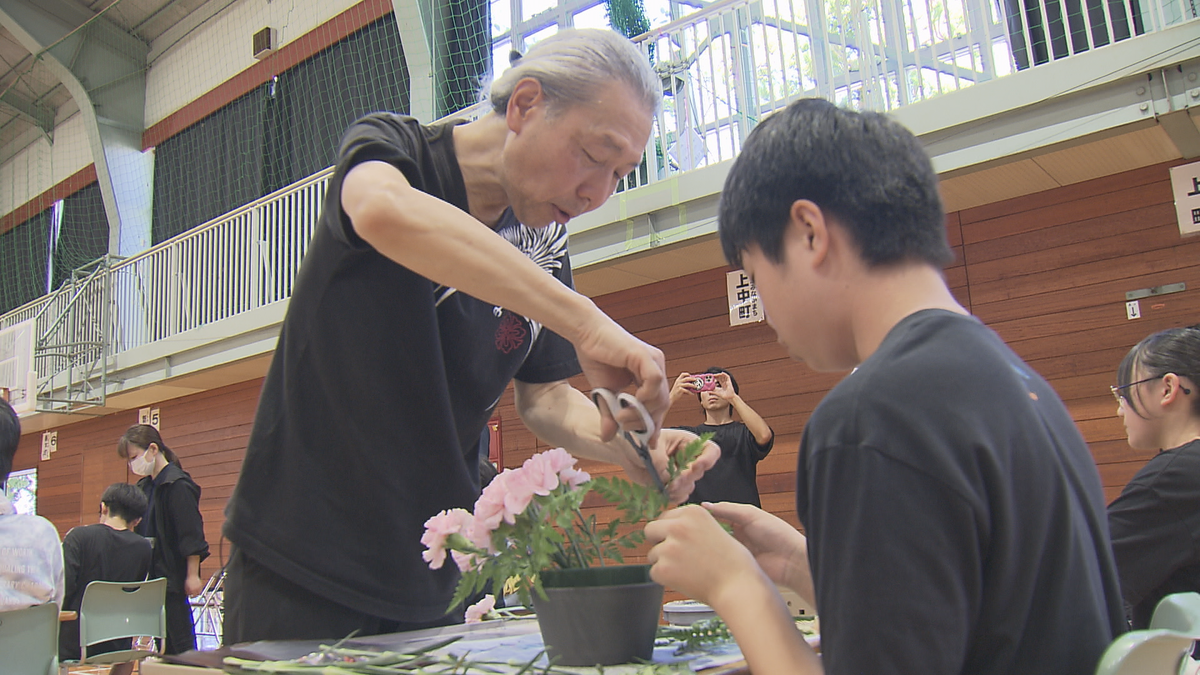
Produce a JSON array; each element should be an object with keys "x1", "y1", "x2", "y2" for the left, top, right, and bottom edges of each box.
[
  {"x1": 0, "y1": 1, "x2": 493, "y2": 316},
  {"x1": 1, "y1": 0, "x2": 728, "y2": 318}
]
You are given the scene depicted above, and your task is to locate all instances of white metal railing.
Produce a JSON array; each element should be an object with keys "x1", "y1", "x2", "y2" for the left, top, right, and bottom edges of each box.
[
  {"x1": 1, "y1": 0, "x2": 1196, "y2": 404},
  {"x1": 108, "y1": 167, "x2": 331, "y2": 352},
  {"x1": 0, "y1": 168, "x2": 332, "y2": 409},
  {"x1": 621, "y1": 0, "x2": 1195, "y2": 189}
]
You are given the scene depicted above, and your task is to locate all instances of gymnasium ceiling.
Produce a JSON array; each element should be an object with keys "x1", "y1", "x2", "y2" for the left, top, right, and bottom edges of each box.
[{"x1": 0, "y1": 0, "x2": 209, "y2": 156}]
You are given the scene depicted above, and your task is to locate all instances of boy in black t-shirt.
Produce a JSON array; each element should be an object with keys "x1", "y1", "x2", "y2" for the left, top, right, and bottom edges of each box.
[
  {"x1": 645, "y1": 99, "x2": 1126, "y2": 675},
  {"x1": 60, "y1": 483, "x2": 153, "y2": 674}
]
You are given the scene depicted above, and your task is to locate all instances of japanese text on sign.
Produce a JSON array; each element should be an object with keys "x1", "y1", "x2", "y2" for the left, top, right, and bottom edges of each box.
[
  {"x1": 727, "y1": 271, "x2": 765, "y2": 326},
  {"x1": 40, "y1": 431, "x2": 56, "y2": 461},
  {"x1": 1170, "y1": 161, "x2": 1200, "y2": 236}
]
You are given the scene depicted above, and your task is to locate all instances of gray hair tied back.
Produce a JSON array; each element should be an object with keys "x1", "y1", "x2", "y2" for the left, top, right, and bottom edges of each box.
[{"x1": 488, "y1": 28, "x2": 660, "y2": 116}]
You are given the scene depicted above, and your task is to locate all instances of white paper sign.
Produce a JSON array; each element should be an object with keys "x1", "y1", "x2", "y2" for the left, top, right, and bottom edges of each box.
[
  {"x1": 1170, "y1": 160, "x2": 1200, "y2": 236},
  {"x1": 727, "y1": 270, "x2": 765, "y2": 326},
  {"x1": 40, "y1": 431, "x2": 56, "y2": 461},
  {"x1": 138, "y1": 407, "x2": 160, "y2": 429}
]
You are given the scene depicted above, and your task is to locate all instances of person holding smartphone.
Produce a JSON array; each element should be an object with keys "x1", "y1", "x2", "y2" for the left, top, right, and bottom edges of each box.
[{"x1": 669, "y1": 367, "x2": 774, "y2": 507}]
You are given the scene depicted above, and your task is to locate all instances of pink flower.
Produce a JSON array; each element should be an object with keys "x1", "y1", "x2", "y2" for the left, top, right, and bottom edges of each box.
[
  {"x1": 521, "y1": 452, "x2": 562, "y2": 495},
  {"x1": 421, "y1": 509, "x2": 473, "y2": 570},
  {"x1": 539, "y1": 447, "x2": 590, "y2": 487},
  {"x1": 473, "y1": 472, "x2": 511, "y2": 541},
  {"x1": 542, "y1": 447, "x2": 577, "y2": 474},
  {"x1": 452, "y1": 549, "x2": 482, "y2": 573},
  {"x1": 560, "y1": 466, "x2": 591, "y2": 487},
  {"x1": 464, "y1": 594, "x2": 496, "y2": 623},
  {"x1": 496, "y1": 470, "x2": 535, "y2": 523},
  {"x1": 467, "y1": 449, "x2": 591, "y2": 544}
]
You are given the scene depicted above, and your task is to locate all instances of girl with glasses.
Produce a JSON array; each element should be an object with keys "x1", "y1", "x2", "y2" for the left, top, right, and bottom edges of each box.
[{"x1": 1107, "y1": 325, "x2": 1200, "y2": 629}]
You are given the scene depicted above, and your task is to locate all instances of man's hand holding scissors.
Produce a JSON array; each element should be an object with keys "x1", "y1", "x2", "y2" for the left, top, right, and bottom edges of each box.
[{"x1": 592, "y1": 387, "x2": 720, "y2": 504}]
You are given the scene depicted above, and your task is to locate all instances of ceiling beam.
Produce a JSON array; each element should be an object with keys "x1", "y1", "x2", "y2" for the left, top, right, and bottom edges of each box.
[
  {"x1": 0, "y1": 0, "x2": 152, "y2": 258},
  {"x1": 0, "y1": 86, "x2": 53, "y2": 137}
]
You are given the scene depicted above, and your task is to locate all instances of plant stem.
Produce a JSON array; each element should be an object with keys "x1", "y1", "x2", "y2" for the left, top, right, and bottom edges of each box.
[
  {"x1": 573, "y1": 507, "x2": 607, "y2": 566},
  {"x1": 561, "y1": 515, "x2": 591, "y2": 568}
]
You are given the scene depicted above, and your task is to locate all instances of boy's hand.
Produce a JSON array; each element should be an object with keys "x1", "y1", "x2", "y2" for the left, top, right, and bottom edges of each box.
[{"x1": 646, "y1": 505, "x2": 762, "y2": 608}]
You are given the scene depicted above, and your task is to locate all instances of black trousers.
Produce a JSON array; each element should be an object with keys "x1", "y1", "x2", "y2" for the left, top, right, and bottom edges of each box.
[
  {"x1": 222, "y1": 545, "x2": 458, "y2": 644},
  {"x1": 164, "y1": 590, "x2": 197, "y2": 655}
]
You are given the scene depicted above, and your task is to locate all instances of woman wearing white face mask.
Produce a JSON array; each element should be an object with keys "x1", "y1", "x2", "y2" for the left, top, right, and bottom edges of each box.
[{"x1": 117, "y1": 425, "x2": 209, "y2": 655}]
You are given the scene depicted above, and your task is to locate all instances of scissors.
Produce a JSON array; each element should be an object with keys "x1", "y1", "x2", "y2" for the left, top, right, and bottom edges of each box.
[{"x1": 590, "y1": 388, "x2": 667, "y2": 496}]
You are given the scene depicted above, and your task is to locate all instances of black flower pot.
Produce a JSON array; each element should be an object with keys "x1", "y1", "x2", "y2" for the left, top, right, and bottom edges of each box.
[{"x1": 532, "y1": 564, "x2": 664, "y2": 666}]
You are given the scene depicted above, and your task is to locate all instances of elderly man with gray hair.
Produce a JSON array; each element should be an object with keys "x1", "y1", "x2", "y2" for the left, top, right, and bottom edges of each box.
[{"x1": 222, "y1": 28, "x2": 718, "y2": 643}]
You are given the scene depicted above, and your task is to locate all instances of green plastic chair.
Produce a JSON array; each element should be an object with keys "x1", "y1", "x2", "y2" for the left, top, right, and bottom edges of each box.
[
  {"x1": 59, "y1": 577, "x2": 167, "y2": 671},
  {"x1": 0, "y1": 602, "x2": 59, "y2": 675},
  {"x1": 1153, "y1": 593, "x2": 1200, "y2": 638},
  {"x1": 1095, "y1": 629, "x2": 1196, "y2": 675}
]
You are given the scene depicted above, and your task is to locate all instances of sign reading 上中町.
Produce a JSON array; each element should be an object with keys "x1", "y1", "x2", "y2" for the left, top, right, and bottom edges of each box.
[
  {"x1": 1170, "y1": 160, "x2": 1200, "y2": 236},
  {"x1": 727, "y1": 271, "x2": 764, "y2": 326}
]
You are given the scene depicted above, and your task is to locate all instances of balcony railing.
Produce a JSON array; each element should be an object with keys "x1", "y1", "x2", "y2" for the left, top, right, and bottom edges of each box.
[
  {"x1": 622, "y1": 0, "x2": 1188, "y2": 189},
  {"x1": 1, "y1": 0, "x2": 1194, "y2": 411}
]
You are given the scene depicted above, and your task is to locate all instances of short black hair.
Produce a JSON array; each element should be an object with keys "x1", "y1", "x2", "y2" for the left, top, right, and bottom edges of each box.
[
  {"x1": 0, "y1": 397, "x2": 18, "y2": 483},
  {"x1": 718, "y1": 98, "x2": 953, "y2": 270},
  {"x1": 100, "y1": 483, "x2": 149, "y2": 523}
]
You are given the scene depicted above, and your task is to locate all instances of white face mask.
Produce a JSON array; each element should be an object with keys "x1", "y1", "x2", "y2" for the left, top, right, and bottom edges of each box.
[{"x1": 129, "y1": 449, "x2": 156, "y2": 476}]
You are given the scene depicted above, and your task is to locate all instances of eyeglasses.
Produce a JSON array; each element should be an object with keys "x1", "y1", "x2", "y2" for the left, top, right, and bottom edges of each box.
[
  {"x1": 1110, "y1": 375, "x2": 1192, "y2": 404},
  {"x1": 1111, "y1": 376, "x2": 1164, "y2": 404}
]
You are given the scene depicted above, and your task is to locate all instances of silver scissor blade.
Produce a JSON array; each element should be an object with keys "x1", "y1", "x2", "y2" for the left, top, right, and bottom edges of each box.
[{"x1": 625, "y1": 431, "x2": 667, "y2": 496}]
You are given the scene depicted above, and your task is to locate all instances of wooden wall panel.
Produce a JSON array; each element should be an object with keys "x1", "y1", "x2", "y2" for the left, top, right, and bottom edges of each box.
[
  {"x1": 12, "y1": 158, "x2": 1197, "y2": 591},
  {"x1": 14, "y1": 378, "x2": 263, "y2": 584},
  {"x1": 965, "y1": 159, "x2": 1199, "y2": 499}
]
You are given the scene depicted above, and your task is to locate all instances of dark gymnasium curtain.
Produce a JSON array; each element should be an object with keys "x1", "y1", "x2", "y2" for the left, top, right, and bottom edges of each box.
[
  {"x1": 52, "y1": 182, "x2": 109, "y2": 290},
  {"x1": 153, "y1": 15, "x2": 411, "y2": 244},
  {"x1": 0, "y1": 209, "x2": 51, "y2": 315}
]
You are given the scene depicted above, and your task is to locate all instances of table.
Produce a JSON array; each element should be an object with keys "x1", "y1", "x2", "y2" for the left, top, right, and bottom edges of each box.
[{"x1": 140, "y1": 616, "x2": 751, "y2": 675}]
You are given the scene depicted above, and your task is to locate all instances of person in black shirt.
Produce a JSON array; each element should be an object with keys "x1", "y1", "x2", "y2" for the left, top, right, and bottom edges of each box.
[
  {"x1": 645, "y1": 98, "x2": 1125, "y2": 675},
  {"x1": 117, "y1": 425, "x2": 209, "y2": 655},
  {"x1": 670, "y1": 367, "x2": 773, "y2": 506},
  {"x1": 60, "y1": 483, "x2": 153, "y2": 674},
  {"x1": 221, "y1": 28, "x2": 718, "y2": 644},
  {"x1": 1107, "y1": 326, "x2": 1200, "y2": 629}
]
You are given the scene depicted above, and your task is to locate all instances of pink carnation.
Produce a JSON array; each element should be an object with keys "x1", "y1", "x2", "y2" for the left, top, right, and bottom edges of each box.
[
  {"x1": 560, "y1": 466, "x2": 591, "y2": 487},
  {"x1": 541, "y1": 447, "x2": 577, "y2": 474},
  {"x1": 499, "y1": 469, "x2": 540, "y2": 524},
  {"x1": 473, "y1": 472, "x2": 511, "y2": 541},
  {"x1": 467, "y1": 449, "x2": 591, "y2": 543},
  {"x1": 521, "y1": 452, "x2": 562, "y2": 495},
  {"x1": 421, "y1": 508, "x2": 474, "y2": 570},
  {"x1": 465, "y1": 594, "x2": 496, "y2": 623},
  {"x1": 452, "y1": 549, "x2": 482, "y2": 573},
  {"x1": 542, "y1": 447, "x2": 590, "y2": 488}
]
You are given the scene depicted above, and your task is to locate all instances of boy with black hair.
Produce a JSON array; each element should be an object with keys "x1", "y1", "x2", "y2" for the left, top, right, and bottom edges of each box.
[
  {"x1": 0, "y1": 395, "x2": 63, "y2": 611},
  {"x1": 60, "y1": 483, "x2": 153, "y2": 673},
  {"x1": 645, "y1": 98, "x2": 1126, "y2": 675},
  {"x1": 670, "y1": 367, "x2": 773, "y2": 506}
]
